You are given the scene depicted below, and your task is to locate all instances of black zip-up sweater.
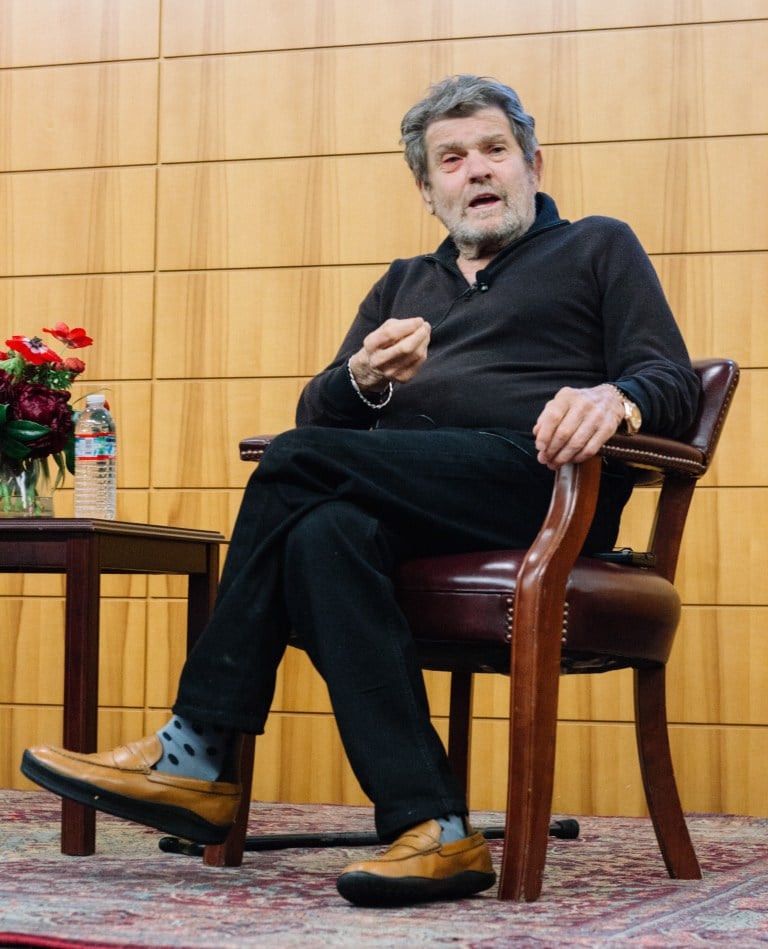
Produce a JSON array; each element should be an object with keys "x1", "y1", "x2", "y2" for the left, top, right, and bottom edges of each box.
[{"x1": 296, "y1": 194, "x2": 699, "y2": 436}]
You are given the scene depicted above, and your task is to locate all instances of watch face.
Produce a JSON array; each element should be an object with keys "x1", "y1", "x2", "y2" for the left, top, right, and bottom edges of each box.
[{"x1": 625, "y1": 402, "x2": 641, "y2": 432}]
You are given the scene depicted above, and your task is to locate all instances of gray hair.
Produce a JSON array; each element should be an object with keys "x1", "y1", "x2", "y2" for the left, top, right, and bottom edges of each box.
[{"x1": 400, "y1": 75, "x2": 538, "y2": 185}]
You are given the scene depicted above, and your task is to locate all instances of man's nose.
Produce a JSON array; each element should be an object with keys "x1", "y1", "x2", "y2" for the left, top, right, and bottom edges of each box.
[{"x1": 465, "y1": 150, "x2": 493, "y2": 179}]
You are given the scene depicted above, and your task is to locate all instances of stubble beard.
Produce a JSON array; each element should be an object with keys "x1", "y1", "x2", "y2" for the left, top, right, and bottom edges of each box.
[{"x1": 450, "y1": 192, "x2": 537, "y2": 260}]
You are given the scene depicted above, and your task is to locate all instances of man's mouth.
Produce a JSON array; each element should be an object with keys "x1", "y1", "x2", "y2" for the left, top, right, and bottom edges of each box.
[{"x1": 467, "y1": 193, "x2": 501, "y2": 210}]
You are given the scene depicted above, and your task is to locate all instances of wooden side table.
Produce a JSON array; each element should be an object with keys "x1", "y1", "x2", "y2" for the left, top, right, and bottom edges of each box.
[{"x1": 0, "y1": 518, "x2": 224, "y2": 856}]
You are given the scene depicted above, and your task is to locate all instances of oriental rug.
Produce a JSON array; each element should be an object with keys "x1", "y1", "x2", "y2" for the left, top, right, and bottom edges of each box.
[{"x1": 0, "y1": 790, "x2": 767, "y2": 948}]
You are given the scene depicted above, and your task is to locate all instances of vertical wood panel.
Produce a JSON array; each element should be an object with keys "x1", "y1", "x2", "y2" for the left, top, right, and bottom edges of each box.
[
  {"x1": 1, "y1": 275, "x2": 155, "y2": 379},
  {"x1": 155, "y1": 268, "x2": 381, "y2": 378},
  {"x1": 0, "y1": 1, "x2": 159, "y2": 68},
  {"x1": 156, "y1": 157, "x2": 441, "y2": 270},
  {"x1": 67, "y1": 382, "x2": 153, "y2": 489},
  {"x1": 150, "y1": 379, "x2": 305, "y2": 488},
  {"x1": 546, "y1": 138, "x2": 768, "y2": 254},
  {"x1": 654, "y1": 253, "x2": 768, "y2": 367},
  {"x1": 0, "y1": 168, "x2": 156, "y2": 277},
  {"x1": 0, "y1": 61, "x2": 158, "y2": 172}
]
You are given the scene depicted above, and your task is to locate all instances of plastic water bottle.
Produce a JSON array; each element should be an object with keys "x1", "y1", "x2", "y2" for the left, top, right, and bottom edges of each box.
[{"x1": 74, "y1": 394, "x2": 117, "y2": 519}]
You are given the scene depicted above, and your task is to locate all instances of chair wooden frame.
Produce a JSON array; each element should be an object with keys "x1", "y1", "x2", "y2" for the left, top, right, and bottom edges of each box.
[{"x1": 212, "y1": 357, "x2": 739, "y2": 901}]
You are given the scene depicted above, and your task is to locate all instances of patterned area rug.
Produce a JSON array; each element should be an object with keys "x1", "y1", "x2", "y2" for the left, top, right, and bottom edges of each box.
[{"x1": 1, "y1": 790, "x2": 767, "y2": 948}]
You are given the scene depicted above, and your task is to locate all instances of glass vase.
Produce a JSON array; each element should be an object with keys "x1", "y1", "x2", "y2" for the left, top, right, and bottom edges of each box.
[{"x1": 0, "y1": 458, "x2": 55, "y2": 517}]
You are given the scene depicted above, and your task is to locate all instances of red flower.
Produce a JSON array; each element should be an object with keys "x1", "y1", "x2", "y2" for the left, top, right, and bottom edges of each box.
[
  {"x1": 62, "y1": 357, "x2": 86, "y2": 375},
  {"x1": 44, "y1": 322, "x2": 93, "y2": 349},
  {"x1": 5, "y1": 336, "x2": 61, "y2": 366},
  {"x1": 12, "y1": 381, "x2": 73, "y2": 458}
]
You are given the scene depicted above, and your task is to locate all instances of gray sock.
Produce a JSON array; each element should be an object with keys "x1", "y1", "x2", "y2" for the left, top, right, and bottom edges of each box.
[
  {"x1": 437, "y1": 813, "x2": 468, "y2": 843},
  {"x1": 154, "y1": 715, "x2": 232, "y2": 781}
]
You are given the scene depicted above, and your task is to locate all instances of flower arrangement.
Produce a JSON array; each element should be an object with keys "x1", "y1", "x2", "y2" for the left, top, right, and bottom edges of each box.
[{"x1": 0, "y1": 322, "x2": 93, "y2": 515}]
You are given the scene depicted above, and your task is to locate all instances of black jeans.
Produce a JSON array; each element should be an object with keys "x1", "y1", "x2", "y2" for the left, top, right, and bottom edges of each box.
[{"x1": 174, "y1": 426, "x2": 632, "y2": 840}]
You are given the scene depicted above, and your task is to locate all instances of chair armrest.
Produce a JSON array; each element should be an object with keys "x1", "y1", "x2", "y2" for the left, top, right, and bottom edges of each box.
[
  {"x1": 239, "y1": 435, "x2": 276, "y2": 462},
  {"x1": 601, "y1": 433, "x2": 706, "y2": 478}
]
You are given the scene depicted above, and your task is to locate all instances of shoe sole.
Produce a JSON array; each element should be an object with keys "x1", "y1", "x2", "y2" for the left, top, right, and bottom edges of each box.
[
  {"x1": 336, "y1": 869, "x2": 497, "y2": 907},
  {"x1": 20, "y1": 750, "x2": 232, "y2": 845}
]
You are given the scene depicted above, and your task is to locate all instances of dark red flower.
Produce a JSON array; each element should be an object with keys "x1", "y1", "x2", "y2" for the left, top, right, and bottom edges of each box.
[
  {"x1": 62, "y1": 357, "x2": 86, "y2": 375},
  {"x1": 0, "y1": 369, "x2": 14, "y2": 403},
  {"x1": 5, "y1": 336, "x2": 61, "y2": 365},
  {"x1": 12, "y1": 381, "x2": 73, "y2": 457},
  {"x1": 44, "y1": 322, "x2": 93, "y2": 349}
]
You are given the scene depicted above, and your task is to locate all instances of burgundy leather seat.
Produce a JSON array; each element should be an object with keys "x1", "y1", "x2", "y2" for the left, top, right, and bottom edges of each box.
[{"x1": 400, "y1": 550, "x2": 681, "y2": 671}]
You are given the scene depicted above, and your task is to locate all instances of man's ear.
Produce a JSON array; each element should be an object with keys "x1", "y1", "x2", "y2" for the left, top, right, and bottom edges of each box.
[
  {"x1": 531, "y1": 149, "x2": 543, "y2": 187},
  {"x1": 418, "y1": 179, "x2": 434, "y2": 215}
]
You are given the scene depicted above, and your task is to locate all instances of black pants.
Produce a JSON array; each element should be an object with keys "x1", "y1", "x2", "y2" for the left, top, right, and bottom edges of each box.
[{"x1": 174, "y1": 426, "x2": 632, "y2": 840}]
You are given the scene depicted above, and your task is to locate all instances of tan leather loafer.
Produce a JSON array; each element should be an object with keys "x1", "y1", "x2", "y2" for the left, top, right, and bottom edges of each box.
[
  {"x1": 20, "y1": 735, "x2": 241, "y2": 844},
  {"x1": 336, "y1": 819, "x2": 496, "y2": 906}
]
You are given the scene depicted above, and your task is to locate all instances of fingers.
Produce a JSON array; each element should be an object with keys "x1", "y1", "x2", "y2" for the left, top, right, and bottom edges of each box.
[
  {"x1": 533, "y1": 385, "x2": 623, "y2": 469},
  {"x1": 351, "y1": 318, "x2": 431, "y2": 388}
]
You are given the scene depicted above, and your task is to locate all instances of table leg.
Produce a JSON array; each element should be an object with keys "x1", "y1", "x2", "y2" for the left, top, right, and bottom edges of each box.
[
  {"x1": 61, "y1": 535, "x2": 101, "y2": 855},
  {"x1": 185, "y1": 541, "x2": 220, "y2": 652}
]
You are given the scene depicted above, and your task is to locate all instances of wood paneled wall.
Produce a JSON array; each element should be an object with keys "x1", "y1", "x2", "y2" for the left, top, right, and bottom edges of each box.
[{"x1": 1, "y1": 0, "x2": 766, "y2": 819}]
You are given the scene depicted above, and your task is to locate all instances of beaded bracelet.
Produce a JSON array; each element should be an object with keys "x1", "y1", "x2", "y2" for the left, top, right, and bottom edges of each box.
[{"x1": 347, "y1": 358, "x2": 394, "y2": 410}]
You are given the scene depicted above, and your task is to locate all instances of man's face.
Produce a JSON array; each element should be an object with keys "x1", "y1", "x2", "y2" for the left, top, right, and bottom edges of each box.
[{"x1": 419, "y1": 106, "x2": 542, "y2": 257}]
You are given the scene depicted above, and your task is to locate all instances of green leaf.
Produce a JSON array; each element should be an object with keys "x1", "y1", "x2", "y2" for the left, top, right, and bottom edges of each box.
[
  {"x1": 6, "y1": 419, "x2": 50, "y2": 441},
  {"x1": 64, "y1": 435, "x2": 75, "y2": 475},
  {"x1": 0, "y1": 418, "x2": 52, "y2": 461},
  {"x1": 0, "y1": 439, "x2": 31, "y2": 460}
]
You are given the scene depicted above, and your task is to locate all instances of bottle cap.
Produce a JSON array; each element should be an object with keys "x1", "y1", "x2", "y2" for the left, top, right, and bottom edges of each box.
[{"x1": 85, "y1": 394, "x2": 106, "y2": 406}]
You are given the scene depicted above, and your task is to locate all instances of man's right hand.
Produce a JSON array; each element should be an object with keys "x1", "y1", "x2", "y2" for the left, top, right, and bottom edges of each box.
[{"x1": 348, "y1": 317, "x2": 431, "y2": 391}]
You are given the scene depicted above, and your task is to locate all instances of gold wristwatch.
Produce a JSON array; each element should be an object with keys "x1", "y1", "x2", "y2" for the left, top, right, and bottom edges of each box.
[{"x1": 613, "y1": 386, "x2": 642, "y2": 435}]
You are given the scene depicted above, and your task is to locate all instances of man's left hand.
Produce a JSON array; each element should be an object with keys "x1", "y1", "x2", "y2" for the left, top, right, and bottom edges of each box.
[{"x1": 533, "y1": 384, "x2": 623, "y2": 470}]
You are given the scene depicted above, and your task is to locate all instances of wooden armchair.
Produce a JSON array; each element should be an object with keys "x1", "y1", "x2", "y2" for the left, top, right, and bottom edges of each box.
[{"x1": 205, "y1": 358, "x2": 738, "y2": 901}]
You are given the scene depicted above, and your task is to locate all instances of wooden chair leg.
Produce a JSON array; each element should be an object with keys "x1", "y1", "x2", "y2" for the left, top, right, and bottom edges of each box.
[
  {"x1": 498, "y1": 638, "x2": 560, "y2": 901},
  {"x1": 447, "y1": 671, "x2": 474, "y2": 796},
  {"x1": 497, "y1": 455, "x2": 601, "y2": 900},
  {"x1": 203, "y1": 734, "x2": 256, "y2": 867},
  {"x1": 634, "y1": 665, "x2": 701, "y2": 879}
]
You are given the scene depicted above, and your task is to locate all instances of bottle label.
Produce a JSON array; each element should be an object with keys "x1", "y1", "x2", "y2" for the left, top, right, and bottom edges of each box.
[{"x1": 75, "y1": 433, "x2": 117, "y2": 461}]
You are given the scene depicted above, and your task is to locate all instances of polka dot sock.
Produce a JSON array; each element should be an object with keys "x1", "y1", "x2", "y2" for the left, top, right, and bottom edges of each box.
[
  {"x1": 154, "y1": 715, "x2": 232, "y2": 782},
  {"x1": 437, "y1": 813, "x2": 468, "y2": 843}
]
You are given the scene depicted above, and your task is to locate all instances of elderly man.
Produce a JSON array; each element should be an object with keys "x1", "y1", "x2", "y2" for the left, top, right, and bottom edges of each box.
[{"x1": 22, "y1": 75, "x2": 698, "y2": 907}]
